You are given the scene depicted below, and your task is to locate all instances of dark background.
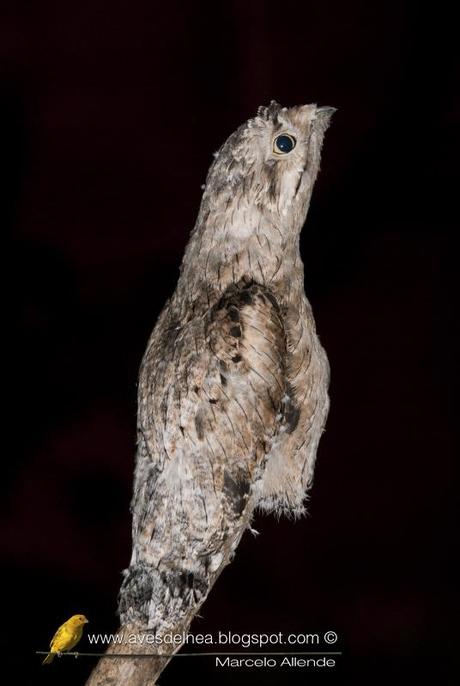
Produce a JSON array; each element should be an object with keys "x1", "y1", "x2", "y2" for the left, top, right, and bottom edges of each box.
[{"x1": 1, "y1": 1, "x2": 457, "y2": 684}]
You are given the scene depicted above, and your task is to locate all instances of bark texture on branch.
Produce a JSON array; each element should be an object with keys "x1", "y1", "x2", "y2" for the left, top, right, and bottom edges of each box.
[
  {"x1": 84, "y1": 622, "x2": 188, "y2": 686},
  {"x1": 85, "y1": 101, "x2": 332, "y2": 686}
]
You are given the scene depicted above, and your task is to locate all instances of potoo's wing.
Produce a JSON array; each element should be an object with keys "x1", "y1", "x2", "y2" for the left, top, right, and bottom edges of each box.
[{"x1": 122, "y1": 280, "x2": 288, "y2": 626}]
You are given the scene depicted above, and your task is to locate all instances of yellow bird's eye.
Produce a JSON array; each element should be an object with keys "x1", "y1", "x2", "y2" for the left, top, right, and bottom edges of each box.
[{"x1": 273, "y1": 133, "x2": 296, "y2": 155}]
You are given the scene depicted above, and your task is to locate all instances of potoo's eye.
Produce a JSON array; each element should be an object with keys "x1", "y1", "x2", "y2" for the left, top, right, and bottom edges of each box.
[{"x1": 273, "y1": 134, "x2": 296, "y2": 155}]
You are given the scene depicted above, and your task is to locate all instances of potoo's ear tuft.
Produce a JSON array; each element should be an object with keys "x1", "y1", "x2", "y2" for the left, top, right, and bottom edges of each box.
[{"x1": 257, "y1": 100, "x2": 282, "y2": 121}]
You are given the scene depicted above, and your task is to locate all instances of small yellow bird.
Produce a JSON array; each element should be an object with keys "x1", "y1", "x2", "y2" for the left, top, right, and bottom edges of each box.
[{"x1": 42, "y1": 614, "x2": 89, "y2": 665}]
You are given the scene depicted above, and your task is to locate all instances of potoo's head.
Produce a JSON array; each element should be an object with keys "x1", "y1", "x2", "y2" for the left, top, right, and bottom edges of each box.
[{"x1": 203, "y1": 101, "x2": 335, "y2": 224}]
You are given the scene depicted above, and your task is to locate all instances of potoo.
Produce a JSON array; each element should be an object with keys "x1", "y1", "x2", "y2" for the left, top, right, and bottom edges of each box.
[{"x1": 120, "y1": 101, "x2": 334, "y2": 636}]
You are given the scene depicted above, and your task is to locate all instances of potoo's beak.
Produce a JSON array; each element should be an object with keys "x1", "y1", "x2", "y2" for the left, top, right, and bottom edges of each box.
[{"x1": 316, "y1": 106, "x2": 337, "y2": 117}]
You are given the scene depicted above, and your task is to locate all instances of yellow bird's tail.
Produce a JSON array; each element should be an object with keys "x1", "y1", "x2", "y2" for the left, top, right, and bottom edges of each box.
[{"x1": 42, "y1": 652, "x2": 55, "y2": 665}]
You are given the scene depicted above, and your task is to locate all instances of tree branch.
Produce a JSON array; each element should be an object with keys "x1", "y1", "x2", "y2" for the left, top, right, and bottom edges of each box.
[{"x1": 85, "y1": 619, "x2": 189, "y2": 686}]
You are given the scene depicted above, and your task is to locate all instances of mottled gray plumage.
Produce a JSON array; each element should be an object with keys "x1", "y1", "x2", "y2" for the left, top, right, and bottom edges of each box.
[{"x1": 119, "y1": 101, "x2": 333, "y2": 636}]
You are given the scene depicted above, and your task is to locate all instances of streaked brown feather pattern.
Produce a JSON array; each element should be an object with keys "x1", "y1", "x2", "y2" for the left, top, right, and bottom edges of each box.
[{"x1": 119, "y1": 102, "x2": 333, "y2": 634}]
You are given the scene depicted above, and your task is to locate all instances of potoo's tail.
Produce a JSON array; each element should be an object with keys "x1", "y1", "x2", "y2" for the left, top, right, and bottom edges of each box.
[{"x1": 42, "y1": 652, "x2": 55, "y2": 665}]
